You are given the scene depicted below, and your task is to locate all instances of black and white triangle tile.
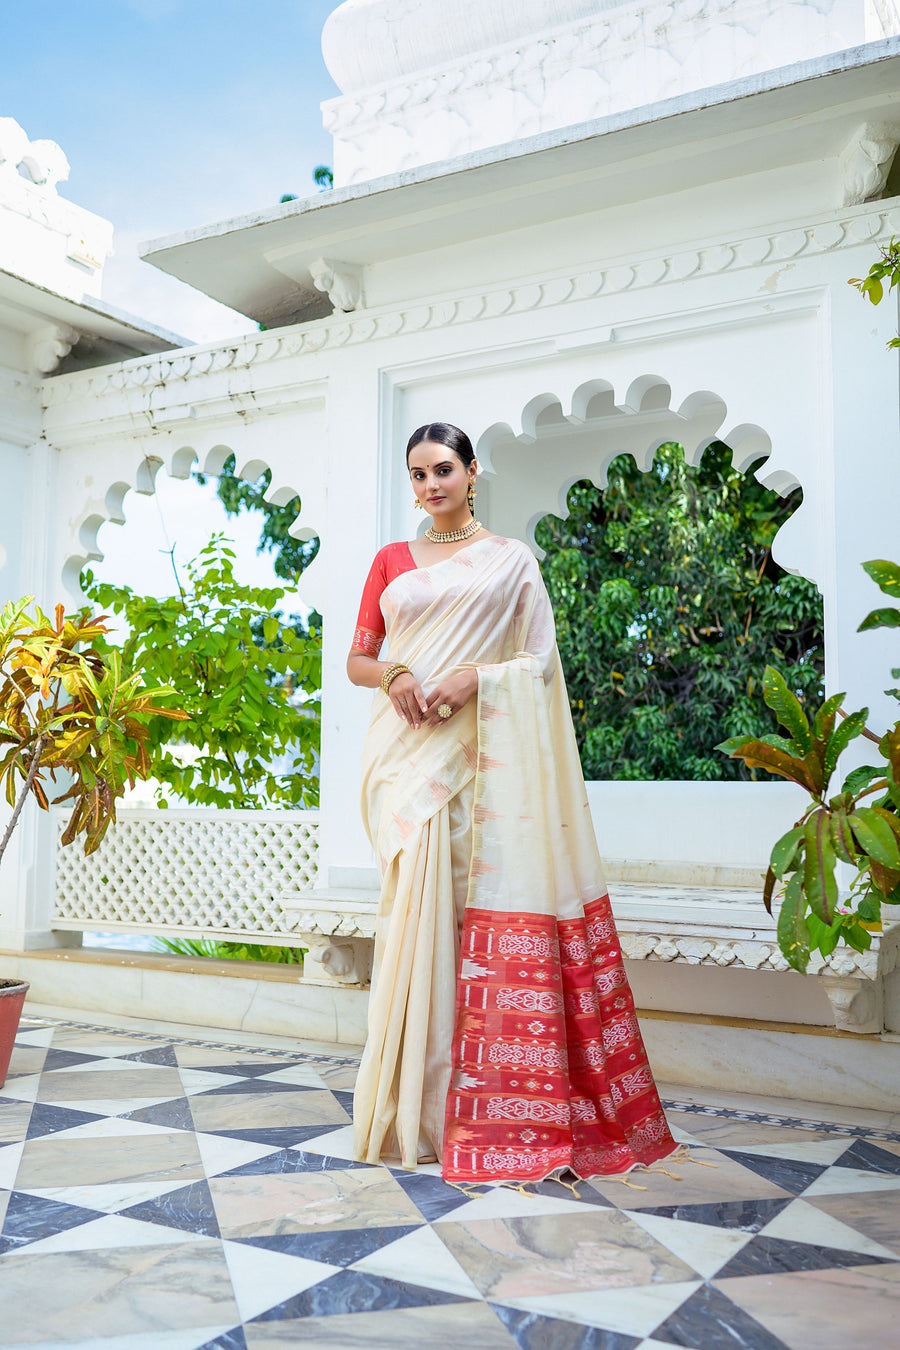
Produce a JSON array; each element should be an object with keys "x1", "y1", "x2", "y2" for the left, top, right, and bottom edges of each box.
[{"x1": 1, "y1": 1016, "x2": 900, "y2": 1348}]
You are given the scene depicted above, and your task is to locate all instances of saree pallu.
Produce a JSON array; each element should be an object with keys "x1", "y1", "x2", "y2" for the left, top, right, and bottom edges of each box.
[{"x1": 353, "y1": 535, "x2": 676, "y2": 1182}]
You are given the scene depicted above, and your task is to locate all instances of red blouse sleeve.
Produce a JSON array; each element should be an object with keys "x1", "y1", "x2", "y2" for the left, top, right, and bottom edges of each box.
[
  {"x1": 352, "y1": 550, "x2": 389, "y2": 657},
  {"x1": 351, "y1": 543, "x2": 417, "y2": 657}
]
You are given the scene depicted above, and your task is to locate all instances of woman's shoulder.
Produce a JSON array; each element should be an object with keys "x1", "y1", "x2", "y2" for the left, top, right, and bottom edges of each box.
[{"x1": 372, "y1": 540, "x2": 413, "y2": 565}]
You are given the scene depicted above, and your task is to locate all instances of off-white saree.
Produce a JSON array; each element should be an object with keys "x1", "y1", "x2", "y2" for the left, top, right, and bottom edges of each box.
[{"x1": 353, "y1": 535, "x2": 675, "y2": 1183}]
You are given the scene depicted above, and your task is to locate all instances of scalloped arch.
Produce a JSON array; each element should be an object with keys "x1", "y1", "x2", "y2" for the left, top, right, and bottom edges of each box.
[
  {"x1": 474, "y1": 375, "x2": 804, "y2": 568},
  {"x1": 62, "y1": 442, "x2": 319, "y2": 598}
]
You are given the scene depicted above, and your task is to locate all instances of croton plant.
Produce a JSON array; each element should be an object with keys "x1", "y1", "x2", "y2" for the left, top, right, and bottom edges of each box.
[
  {"x1": 718, "y1": 560, "x2": 900, "y2": 973},
  {"x1": 0, "y1": 598, "x2": 187, "y2": 863}
]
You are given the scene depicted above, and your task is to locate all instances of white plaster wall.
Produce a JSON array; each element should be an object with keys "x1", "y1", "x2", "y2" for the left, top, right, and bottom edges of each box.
[
  {"x1": 34, "y1": 179, "x2": 900, "y2": 905},
  {"x1": 0, "y1": 318, "x2": 67, "y2": 950},
  {"x1": 588, "y1": 781, "x2": 808, "y2": 876}
]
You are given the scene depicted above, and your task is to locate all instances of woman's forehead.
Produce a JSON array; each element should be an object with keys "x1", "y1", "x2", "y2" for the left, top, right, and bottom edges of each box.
[{"x1": 408, "y1": 441, "x2": 462, "y2": 469}]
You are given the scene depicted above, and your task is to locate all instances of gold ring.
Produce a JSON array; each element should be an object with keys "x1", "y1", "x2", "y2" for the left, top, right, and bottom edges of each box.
[{"x1": 438, "y1": 704, "x2": 453, "y2": 720}]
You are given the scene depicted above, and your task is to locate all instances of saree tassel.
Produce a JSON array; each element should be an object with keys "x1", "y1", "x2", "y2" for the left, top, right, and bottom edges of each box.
[
  {"x1": 617, "y1": 1176, "x2": 649, "y2": 1191},
  {"x1": 445, "y1": 1181, "x2": 485, "y2": 1198},
  {"x1": 497, "y1": 1182, "x2": 538, "y2": 1197},
  {"x1": 649, "y1": 1166, "x2": 683, "y2": 1180},
  {"x1": 554, "y1": 1176, "x2": 583, "y2": 1199},
  {"x1": 671, "y1": 1144, "x2": 718, "y2": 1168}
]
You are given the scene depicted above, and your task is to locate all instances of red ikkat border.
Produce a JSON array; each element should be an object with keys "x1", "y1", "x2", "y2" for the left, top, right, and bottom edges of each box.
[{"x1": 443, "y1": 895, "x2": 676, "y2": 1184}]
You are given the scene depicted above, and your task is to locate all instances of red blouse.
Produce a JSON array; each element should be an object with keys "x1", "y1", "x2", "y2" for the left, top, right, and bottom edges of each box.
[{"x1": 352, "y1": 542, "x2": 418, "y2": 657}]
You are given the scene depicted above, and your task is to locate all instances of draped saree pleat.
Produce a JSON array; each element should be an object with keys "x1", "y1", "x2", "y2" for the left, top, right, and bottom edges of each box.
[{"x1": 352, "y1": 535, "x2": 676, "y2": 1181}]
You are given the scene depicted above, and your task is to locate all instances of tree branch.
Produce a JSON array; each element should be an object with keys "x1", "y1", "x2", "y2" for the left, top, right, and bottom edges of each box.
[{"x1": 0, "y1": 735, "x2": 47, "y2": 867}]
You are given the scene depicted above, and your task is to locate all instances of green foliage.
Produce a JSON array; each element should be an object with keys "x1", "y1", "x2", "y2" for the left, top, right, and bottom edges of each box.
[
  {"x1": 154, "y1": 936, "x2": 304, "y2": 964},
  {"x1": 195, "y1": 454, "x2": 320, "y2": 596},
  {"x1": 720, "y1": 560, "x2": 900, "y2": 972},
  {"x1": 0, "y1": 599, "x2": 187, "y2": 857},
  {"x1": 278, "y1": 166, "x2": 334, "y2": 203},
  {"x1": 84, "y1": 536, "x2": 321, "y2": 810},
  {"x1": 535, "y1": 442, "x2": 824, "y2": 780},
  {"x1": 849, "y1": 238, "x2": 900, "y2": 347}
]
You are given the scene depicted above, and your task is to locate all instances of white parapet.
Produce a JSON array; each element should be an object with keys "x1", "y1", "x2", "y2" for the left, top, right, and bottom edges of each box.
[
  {"x1": 0, "y1": 117, "x2": 112, "y2": 301},
  {"x1": 321, "y1": 0, "x2": 900, "y2": 184}
]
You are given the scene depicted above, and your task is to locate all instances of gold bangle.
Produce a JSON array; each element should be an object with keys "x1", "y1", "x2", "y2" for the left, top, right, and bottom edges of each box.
[{"x1": 381, "y1": 662, "x2": 411, "y2": 695}]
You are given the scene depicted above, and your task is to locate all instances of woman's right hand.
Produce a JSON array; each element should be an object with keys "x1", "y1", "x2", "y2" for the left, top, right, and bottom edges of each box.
[{"x1": 389, "y1": 672, "x2": 429, "y2": 729}]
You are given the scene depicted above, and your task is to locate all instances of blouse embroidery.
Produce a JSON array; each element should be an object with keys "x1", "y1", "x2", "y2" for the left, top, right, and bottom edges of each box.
[{"x1": 353, "y1": 626, "x2": 384, "y2": 658}]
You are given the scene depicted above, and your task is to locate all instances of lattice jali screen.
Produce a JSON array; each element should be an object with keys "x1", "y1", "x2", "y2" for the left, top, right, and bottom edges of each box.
[{"x1": 52, "y1": 807, "x2": 319, "y2": 940}]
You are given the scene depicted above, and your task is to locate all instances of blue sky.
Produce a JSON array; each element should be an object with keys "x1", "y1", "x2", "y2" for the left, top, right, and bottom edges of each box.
[
  {"x1": 4, "y1": 0, "x2": 340, "y2": 341},
  {"x1": 4, "y1": 1, "x2": 342, "y2": 594}
]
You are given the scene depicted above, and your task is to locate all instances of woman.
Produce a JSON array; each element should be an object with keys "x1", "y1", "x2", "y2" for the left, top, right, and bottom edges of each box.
[{"x1": 347, "y1": 422, "x2": 676, "y2": 1185}]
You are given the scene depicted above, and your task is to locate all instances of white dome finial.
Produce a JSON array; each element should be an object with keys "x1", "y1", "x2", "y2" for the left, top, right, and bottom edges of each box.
[{"x1": 322, "y1": 0, "x2": 606, "y2": 94}]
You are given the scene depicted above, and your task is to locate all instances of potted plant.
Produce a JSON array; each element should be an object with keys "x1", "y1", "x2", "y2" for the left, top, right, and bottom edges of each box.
[
  {"x1": 0, "y1": 597, "x2": 187, "y2": 1084},
  {"x1": 718, "y1": 560, "x2": 900, "y2": 972}
]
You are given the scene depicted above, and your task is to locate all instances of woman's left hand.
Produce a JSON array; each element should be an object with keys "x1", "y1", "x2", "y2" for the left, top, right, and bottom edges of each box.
[{"x1": 422, "y1": 668, "x2": 478, "y2": 727}]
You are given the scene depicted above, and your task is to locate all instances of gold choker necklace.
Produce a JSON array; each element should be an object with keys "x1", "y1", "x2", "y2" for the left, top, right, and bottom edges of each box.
[{"x1": 425, "y1": 518, "x2": 483, "y2": 544}]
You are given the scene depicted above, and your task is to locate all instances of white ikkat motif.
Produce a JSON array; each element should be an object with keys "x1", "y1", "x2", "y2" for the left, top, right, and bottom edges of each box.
[
  {"x1": 496, "y1": 989, "x2": 562, "y2": 1013},
  {"x1": 574, "y1": 1043, "x2": 606, "y2": 1070},
  {"x1": 596, "y1": 968, "x2": 628, "y2": 995},
  {"x1": 571, "y1": 1097, "x2": 599, "y2": 1123},
  {"x1": 486, "y1": 1097, "x2": 570, "y2": 1125},
  {"x1": 587, "y1": 915, "x2": 616, "y2": 944},
  {"x1": 560, "y1": 936, "x2": 589, "y2": 964},
  {"x1": 498, "y1": 932, "x2": 555, "y2": 959},
  {"x1": 611, "y1": 1065, "x2": 653, "y2": 1104},
  {"x1": 566, "y1": 989, "x2": 598, "y2": 1016},
  {"x1": 459, "y1": 959, "x2": 493, "y2": 981},
  {"x1": 629, "y1": 1115, "x2": 672, "y2": 1149},
  {"x1": 488, "y1": 1042, "x2": 565, "y2": 1071},
  {"x1": 602, "y1": 1015, "x2": 640, "y2": 1052},
  {"x1": 483, "y1": 1149, "x2": 555, "y2": 1172}
]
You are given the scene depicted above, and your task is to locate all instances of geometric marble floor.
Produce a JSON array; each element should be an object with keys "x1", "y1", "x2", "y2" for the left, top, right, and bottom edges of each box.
[{"x1": 2, "y1": 1018, "x2": 900, "y2": 1350}]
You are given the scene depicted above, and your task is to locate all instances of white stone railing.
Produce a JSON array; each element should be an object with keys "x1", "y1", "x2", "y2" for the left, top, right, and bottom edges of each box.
[{"x1": 51, "y1": 807, "x2": 319, "y2": 946}]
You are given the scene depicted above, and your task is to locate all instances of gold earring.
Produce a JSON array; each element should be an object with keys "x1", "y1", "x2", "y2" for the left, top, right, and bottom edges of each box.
[
  {"x1": 467, "y1": 482, "x2": 477, "y2": 511},
  {"x1": 414, "y1": 497, "x2": 423, "y2": 509}
]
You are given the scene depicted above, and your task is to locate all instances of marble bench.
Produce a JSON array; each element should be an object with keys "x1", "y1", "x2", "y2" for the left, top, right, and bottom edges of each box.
[{"x1": 280, "y1": 881, "x2": 900, "y2": 1036}]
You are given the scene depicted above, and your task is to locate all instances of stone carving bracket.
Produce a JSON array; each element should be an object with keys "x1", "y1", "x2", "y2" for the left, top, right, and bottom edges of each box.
[
  {"x1": 841, "y1": 122, "x2": 900, "y2": 206},
  {"x1": 309, "y1": 257, "x2": 364, "y2": 313}
]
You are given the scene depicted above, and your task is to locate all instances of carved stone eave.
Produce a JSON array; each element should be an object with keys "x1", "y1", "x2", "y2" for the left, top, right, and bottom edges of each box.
[
  {"x1": 46, "y1": 198, "x2": 900, "y2": 416},
  {"x1": 140, "y1": 44, "x2": 900, "y2": 324},
  {"x1": 308, "y1": 257, "x2": 365, "y2": 313},
  {"x1": 28, "y1": 322, "x2": 78, "y2": 375},
  {"x1": 841, "y1": 121, "x2": 900, "y2": 206}
]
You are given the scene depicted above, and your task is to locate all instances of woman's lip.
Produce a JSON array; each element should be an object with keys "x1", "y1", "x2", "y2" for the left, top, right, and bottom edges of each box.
[{"x1": 428, "y1": 496, "x2": 445, "y2": 503}]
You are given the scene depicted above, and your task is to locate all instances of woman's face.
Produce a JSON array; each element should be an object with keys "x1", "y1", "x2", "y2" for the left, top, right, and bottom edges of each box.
[{"x1": 408, "y1": 441, "x2": 475, "y2": 517}]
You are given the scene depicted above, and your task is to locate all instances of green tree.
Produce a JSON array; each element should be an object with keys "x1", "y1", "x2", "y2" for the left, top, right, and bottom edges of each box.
[
  {"x1": 195, "y1": 454, "x2": 319, "y2": 598},
  {"x1": 535, "y1": 442, "x2": 824, "y2": 780},
  {"x1": 84, "y1": 537, "x2": 321, "y2": 809}
]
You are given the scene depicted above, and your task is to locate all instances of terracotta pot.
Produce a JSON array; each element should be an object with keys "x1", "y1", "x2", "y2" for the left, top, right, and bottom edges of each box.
[{"x1": 0, "y1": 978, "x2": 29, "y2": 1089}]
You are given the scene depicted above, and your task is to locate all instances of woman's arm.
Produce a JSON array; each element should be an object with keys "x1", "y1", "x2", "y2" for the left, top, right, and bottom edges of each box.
[{"x1": 346, "y1": 646, "x2": 429, "y2": 729}]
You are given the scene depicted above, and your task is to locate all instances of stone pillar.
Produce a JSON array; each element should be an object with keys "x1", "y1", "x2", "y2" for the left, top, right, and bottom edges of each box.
[
  {"x1": 308, "y1": 348, "x2": 385, "y2": 896},
  {"x1": 0, "y1": 433, "x2": 79, "y2": 950}
]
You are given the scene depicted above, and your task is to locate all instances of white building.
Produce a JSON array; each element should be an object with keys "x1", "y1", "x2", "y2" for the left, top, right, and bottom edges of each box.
[
  {"x1": 0, "y1": 115, "x2": 182, "y2": 955},
  {"x1": 3, "y1": 2, "x2": 900, "y2": 1092}
]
